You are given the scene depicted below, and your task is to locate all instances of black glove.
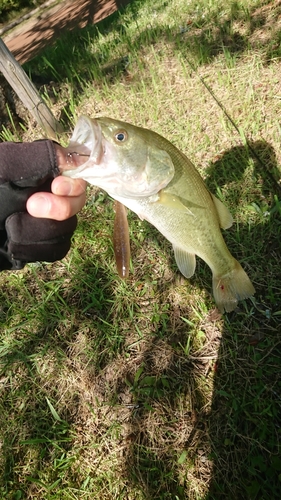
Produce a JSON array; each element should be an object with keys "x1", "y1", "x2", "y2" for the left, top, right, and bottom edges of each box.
[{"x1": 0, "y1": 140, "x2": 77, "y2": 271}]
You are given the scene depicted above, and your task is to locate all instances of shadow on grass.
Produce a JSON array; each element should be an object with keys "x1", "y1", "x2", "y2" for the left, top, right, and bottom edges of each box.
[
  {"x1": 3, "y1": 0, "x2": 278, "y2": 131},
  {"x1": 2, "y1": 0, "x2": 281, "y2": 132},
  {"x1": 1, "y1": 140, "x2": 281, "y2": 498},
  {"x1": 2, "y1": 0, "x2": 281, "y2": 500},
  {"x1": 175, "y1": 0, "x2": 281, "y2": 65},
  {"x1": 19, "y1": 0, "x2": 281, "y2": 130},
  {"x1": 0, "y1": 259, "x2": 121, "y2": 494},
  {"x1": 202, "y1": 141, "x2": 281, "y2": 499},
  {"x1": 24, "y1": 0, "x2": 281, "y2": 79},
  {"x1": 118, "y1": 141, "x2": 281, "y2": 499}
]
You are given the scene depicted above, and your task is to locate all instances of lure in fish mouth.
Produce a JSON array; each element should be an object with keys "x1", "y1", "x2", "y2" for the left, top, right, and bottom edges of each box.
[
  {"x1": 64, "y1": 116, "x2": 175, "y2": 199},
  {"x1": 63, "y1": 115, "x2": 255, "y2": 313}
]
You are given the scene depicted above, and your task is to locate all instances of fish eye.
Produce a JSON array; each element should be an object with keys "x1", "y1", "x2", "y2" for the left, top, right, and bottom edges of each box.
[{"x1": 115, "y1": 130, "x2": 128, "y2": 142}]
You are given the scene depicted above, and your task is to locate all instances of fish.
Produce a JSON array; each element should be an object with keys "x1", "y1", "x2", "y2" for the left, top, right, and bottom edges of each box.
[{"x1": 63, "y1": 116, "x2": 255, "y2": 313}]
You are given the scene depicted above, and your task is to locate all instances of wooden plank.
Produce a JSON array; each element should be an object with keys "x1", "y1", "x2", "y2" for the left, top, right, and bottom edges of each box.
[{"x1": 0, "y1": 38, "x2": 63, "y2": 139}]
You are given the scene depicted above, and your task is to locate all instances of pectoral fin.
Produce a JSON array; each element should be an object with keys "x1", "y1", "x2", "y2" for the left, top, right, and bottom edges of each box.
[
  {"x1": 156, "y1": 191, "x2": 203, "y2": 216},
  {"x1": 211, "y1": 194, "x2": 233, "y2": 229},
  {"x1": 173, "y1": 245, "x2": 196, "y2": 278}
]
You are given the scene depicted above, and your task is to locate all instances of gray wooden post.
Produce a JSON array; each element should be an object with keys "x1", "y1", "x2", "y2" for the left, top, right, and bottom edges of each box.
[{"x1": 0, "y1": 38, "x2": 63, "y2": 139}]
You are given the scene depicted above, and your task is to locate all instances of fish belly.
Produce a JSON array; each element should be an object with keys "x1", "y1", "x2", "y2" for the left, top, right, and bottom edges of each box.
[{"x1": 112, "y1": 193, "x2": 234, "y2": 276}]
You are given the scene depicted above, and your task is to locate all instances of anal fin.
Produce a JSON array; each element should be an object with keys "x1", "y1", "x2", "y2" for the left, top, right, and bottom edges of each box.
[{"x1": 173, "y1": 245, "x2": 196, "y2": 278}]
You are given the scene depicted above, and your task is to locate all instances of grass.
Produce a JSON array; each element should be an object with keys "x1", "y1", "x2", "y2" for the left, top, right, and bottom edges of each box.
[
  {"x1": 1, "y1": 0, "x2": 281, "y2": 498},
  {"x1": 0, "y1": 0, "x2": 47, "y2": 25}
]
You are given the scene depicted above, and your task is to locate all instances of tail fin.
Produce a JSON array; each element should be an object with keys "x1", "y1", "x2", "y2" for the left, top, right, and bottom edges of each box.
[{"x1": 213, "y1": 260, "x2": 255, "y2": 313}]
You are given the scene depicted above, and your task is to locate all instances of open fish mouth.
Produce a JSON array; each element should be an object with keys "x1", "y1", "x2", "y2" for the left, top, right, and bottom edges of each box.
[
  {"x1": 63, "y1": 116, "x2": 175, "y2": 198},
  {"x1": 63, "y1": 116, "x2": 103, "y2": 176}
]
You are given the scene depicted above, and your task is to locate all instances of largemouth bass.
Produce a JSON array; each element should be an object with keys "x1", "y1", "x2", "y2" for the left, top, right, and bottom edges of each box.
[{"x1": 63, "y1": 116, "x2": 255, "y2": 313}]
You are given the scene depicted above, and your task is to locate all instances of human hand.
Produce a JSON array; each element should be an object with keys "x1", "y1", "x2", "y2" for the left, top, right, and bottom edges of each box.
[
  {"x1": 27, "y1": 176, "x2": 87, "y2": 221},
  {"x1": 27, "y1": 143, "x2": 87, "y2": 220},
  {"x1": 0, "y1": 140, "x2": 88, "y2": 271}
]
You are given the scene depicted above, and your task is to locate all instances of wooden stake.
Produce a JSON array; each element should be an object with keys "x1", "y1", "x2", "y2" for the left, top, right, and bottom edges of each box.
[{"x1": 0, "y1": 38, "x2": 63, "y2": 139}]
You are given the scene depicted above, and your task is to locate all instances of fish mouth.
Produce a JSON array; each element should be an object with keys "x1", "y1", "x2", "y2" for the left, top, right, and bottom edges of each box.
[{"x1": 63, "y1": 116, "x2": 103, "y2": 177}]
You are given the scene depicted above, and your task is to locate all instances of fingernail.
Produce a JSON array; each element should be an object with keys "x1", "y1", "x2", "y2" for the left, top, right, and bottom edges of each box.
[
  {"x1": 28, "y1": 195, "x2": 51, "y2": 216},
  {"x1": 53, "y1": 179, "x2": 73, "y2": 196}
]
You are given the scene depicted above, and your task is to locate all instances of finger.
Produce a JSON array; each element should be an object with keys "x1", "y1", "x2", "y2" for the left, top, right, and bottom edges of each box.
[
  {"x1": 51, "y1": 176, "x2": 87, "y2": 196},
  {"x1": 27, "y1": 191, "x2": 86, "y2": 220}
]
